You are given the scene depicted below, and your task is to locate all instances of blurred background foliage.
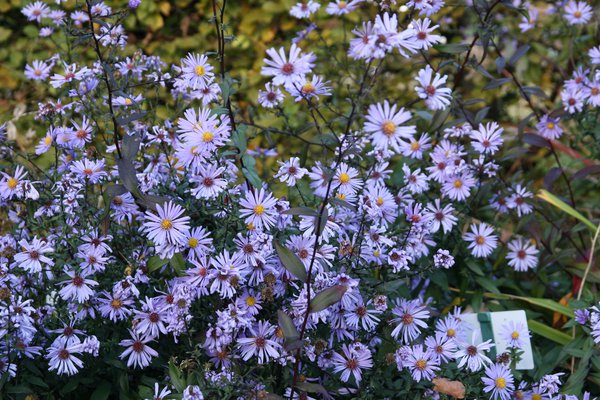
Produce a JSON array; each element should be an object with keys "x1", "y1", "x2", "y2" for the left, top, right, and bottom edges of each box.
[
  {"x1": 2, "y1": 0, "x2": 598, "y2": 203},
  {"x1": 1, "y1": 0, "x2": 598, "y2": 259}
]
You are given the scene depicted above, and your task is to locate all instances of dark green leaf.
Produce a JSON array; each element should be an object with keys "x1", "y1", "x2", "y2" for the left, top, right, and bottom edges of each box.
[
  {"x1": 148, "y1": 255, "x2": 170, "y2": 273},
  {"x1": 274, "y1": 241, "x2": 308, "y2": 281},
  {"x1": 169, "y1": 361, "x2": 186, "y2": 392},
  {"x1": 117, "y1": 159, "x2": 141, "y2": 196},
  {"x1": 116, "y1": 112, "x2": 147, "y2": 127},
  {"x1": 508, "y1": 44, "x2": 530, "y2": 66},
  {"x1": 522, "y1": 86, "x2": 547, "y2": 98},
  {"x1": 495, "y1": 57, "x2": 506, "y2": 73},
  {"x1": 309, "y1": 285, "x2": 347, "y2": 313},
  {"x1": 434, "y1": 43, "x2": 469, "y2": 54},
  {"x1": 278, "y1": 310, "x2": 301, "y2": 351},
  {"x1": 474, "y1": 107, "x2": 490, "y2": 124},
  {"x1": 283, "y1": 207, "x2": 318, "y2": 217},
  {"x1": 105, "y1": 184, "x2": 127, "y2": 199},
  {"x1": 523, "y1": 133, "x2": 551, "y2": 149},
  {"x1": 429, "y1": 107, "x2": 451, "y2": 132},
  {"x1": 90, "y1": 382, "x2": 112, "y2": 400},
  {"x1": 137, "y1": 193, "x2": 169, "y2": 212},
  {"x1": 483, "y1": 78, "x2": 511, "y2": 90},
  {"x1": 121, "y1": 132, "x2": 142, "y2": 160},
  {"x1": 295, "y1": 382, "x2": 333, "y2": 400},
  {"x1": 242, "y1": 167, "x2": 261, "y2": 188},
  {"x1": 475, "y1": 276, "x2": 501, "y2": 295},
  {"x1": 170, "y1": 252, "x2": 186, "y2": 273}
]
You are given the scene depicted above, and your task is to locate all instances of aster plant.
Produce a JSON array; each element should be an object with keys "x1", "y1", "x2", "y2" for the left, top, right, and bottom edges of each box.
[{"x1": 1, "y1": 0, "x2": 600, "y2": 399}]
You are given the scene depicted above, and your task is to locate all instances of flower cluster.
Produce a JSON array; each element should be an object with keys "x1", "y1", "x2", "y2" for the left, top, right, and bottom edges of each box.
[{"x1": 1, "y1": 0, "x2": 598, "y2": 399}]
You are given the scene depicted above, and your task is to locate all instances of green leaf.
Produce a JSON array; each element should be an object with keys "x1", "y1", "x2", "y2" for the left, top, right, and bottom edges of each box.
[
  {"x1": 330, "y1": 197, "x2": 355, "y2": 210},
  {"x1": 495, "y1": 56, "x2": 506, "y2": 73},
  {"x1": 90, "y1": 382, "x2": 112, "y2": 400},
  {"x1": 295, "y1": 382, "x2": 333, "y2": 399},
  {"x1": 231, "y1": 128, "x2": 247, "y2": 153},
  {"x1": 528, "y1": 320, "x2": 571, "y2": 345},
  {"x1": 282, "y1": 207, "x2": 318, "y2": 217},
  {"x1": 429, "y1": 270, "x2": 448, "y2": 289},
  {"x1": 27, "y1": 376, "x2": 49, "y2": 389},
  {"x1": 474, "y1": 107, "x2": 490, "y2": 124},
  {"x1": 315, "y1": 207, "x2": 329, "y2": 237},
  {"x1": 522, "y1": 86, "x2": 547, "y2": 98},
  {"x1": 434, "y1": 43, "x2": 469, "y2": 54},
  {"x1": 170, "y1": 252, "x2": 186, "y2": 273},
  {"x1": 508, "y1": 44, "x2": 530, "y2": 66},
  {"x1": 274, "y1": 241, "x2": 307, "y2": 281},
  {"x1": 484, "y1": 77, "x2": 512, "y2": 90},
  {"x1": 278, "y1": 310, "x2": 301, "y2": 351},
  {"x1": 117, "y1": 159, "x2": 141, "y2": 197},
  {"x1": 429, "y1": 107, "x2": 451, "y2": 132},
  {"x1": 120, "y1": 132, "x2": 142, "y2": 160},
  {"x1": 5, "y1": 385, "x2": 33, "y2": 394},
  {"x1": 137, "y1": 193, "x2": 170, "y2": 212},
  {"x1": 454, "y1": 289, "x2": 574, "y2": 317},
  {"x1": 475, "y1": 276, "x2": 501, "y2": 295},
  {"x1": 242, "y1": 167, "x2": 261, "y2": 188},
  {"x1": 519, "y1": 297, "x2": 574, "y2": 317},
  {"x1": 309, "y1": 285, "x2": 347, "y2": 313},
  {"x1": 148, "y1": 254, "x2": 170, "y2": 273},
  {"x1": 211, "y1": 106, "x2": 229, "y2": 115},
  {"x1": 116, "y1": 112, "x2": 147, "y2": 127},
  {"x1": 465, "y1": 260, "x2": 485, "y2": 276},
  {"x1": 523, "y1": 133, "x2": 551, "y2": 149},
  {"x1": 169, "y1": 361, "x2": 186, "y2": 392},
  {"x1": 105, "y1": 184, "x2": 128, "y2": 199},
  {"x1": 537, "y1": 189, "x2": 596, "y2": 231}
]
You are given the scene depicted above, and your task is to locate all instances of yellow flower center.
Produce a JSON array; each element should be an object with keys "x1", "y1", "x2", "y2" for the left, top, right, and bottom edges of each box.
[
  {"x1": 447, "y1": 328, "x2": 456, "y2": 337},
  {"x1": 246, "y1": 296, "x2": 256, "y2": 306},
  {"x1": 7, "y1": 177, "x2": 18, "y2": 189},
  {"x1": 410, "y1": 141, "x2": 420, "y2": 151},
  {"x1": 475, "y1": 235, "x2": 486, "y2": 245},
  {"x1": 574, "y1": 10, "x2": 582, "y2": 18},
  {"x1": 124, "y1": 98, "x2": 132, "y2": 105},
  {"x1": 376, "y1": 196, "x2": 384, "y2": 206},
  {"x1": 188, "y1": 238, "x2": 199, "y2": 248},
  {"x1": 532, "y1": 395, "x2": 542, "y2": 400},
  {"x1": 546, "y1": 122, "x2": 555, "y2": 129},
  {"x1": 511, "y1": 331, "x2": 520, "y2": 340},
  {"x1": 373, "y1": 249, "x2": 380, "y2": 257},
  {"x1": 382, "y1": 121, "x2": 396, "y2": 137},
  {"x1": 44, "y1": 136, "x2": 53, "y2": 145},
  {"x1": 336, "y1": 193, "x2": 346, "y2": 200},
  {"x1": 195, "y1": 65, "x2": 205, "y2": 76},
  {"x1": 339, "y1": 173, "x2": 350, "y2": 184},
  {"x1": 202, "y1": 131, "x2": 214, "y2": 142},
  {"x1": 495, "y1": 377, "x2": 506, "y2": 389},
  {"x1": 161, "y1": 219, "x2": 173, "y2": 230},
  {"x1": 110, "y1": 299, "x2": 122, "y2": 309},
  {"x1": 301, "y1": 83, "x2": 315, "y2": 94},
  {"x1": 338, "y1": 1, "x2": 347, "y2": 7},
  {"x1": 254, "y1": 204, "x2": 265, "y2": 215},
  {"x1": 453, "y1": 179, "x2": 463, "y2": 188},
  {"x1": 246, "y1": 222, "x2": 255, "y2": 231},
  {"x1": 415, "y1": 359, "x2": 427, "y2": 370}
]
